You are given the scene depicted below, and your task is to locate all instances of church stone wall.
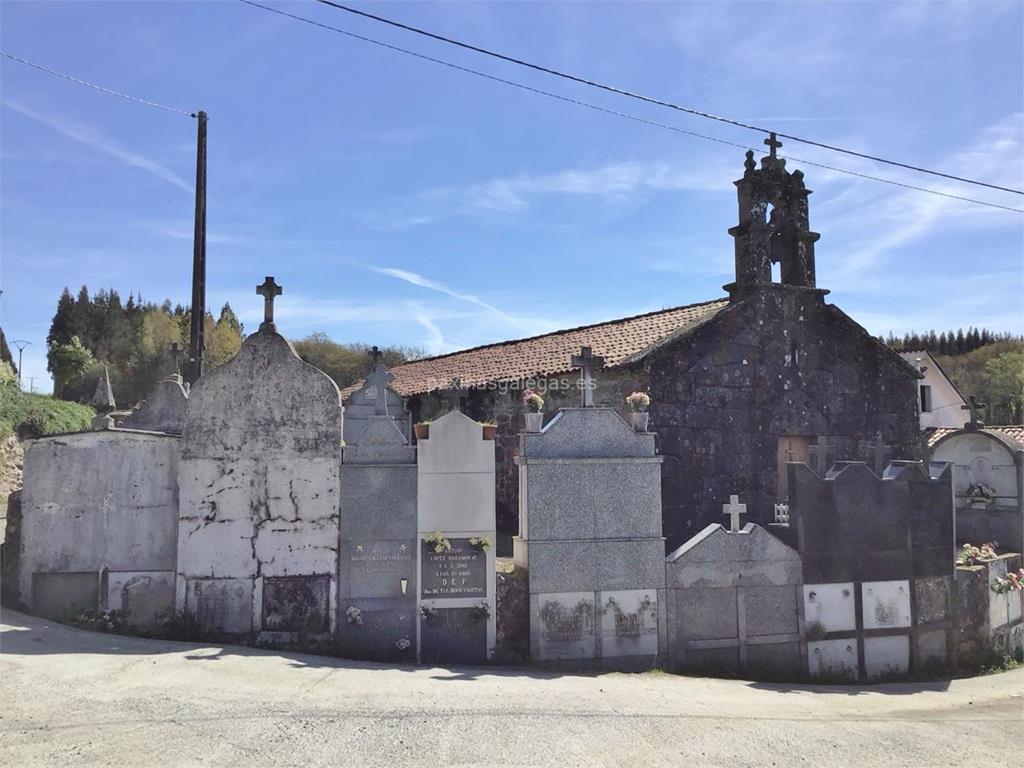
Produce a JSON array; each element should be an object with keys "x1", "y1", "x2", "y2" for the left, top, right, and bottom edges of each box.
[
  {"x1": 647, "y1": 287, "x2": 920, "y2": 552},
  {"x1": 176, "y1": 330, "x2": 343, "y2": 642}
]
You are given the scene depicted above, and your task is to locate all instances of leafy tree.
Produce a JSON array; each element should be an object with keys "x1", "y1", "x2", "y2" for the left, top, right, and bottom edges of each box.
[
  {"x1": 292, "y1": 334, "x2": 423, "y2": 390},
  {"x1": 47, "y1": 336, "x2": 94, "y2": 397},
  {"x1": 984, "y1": 351, "x2": 1024, "y2": 424}
]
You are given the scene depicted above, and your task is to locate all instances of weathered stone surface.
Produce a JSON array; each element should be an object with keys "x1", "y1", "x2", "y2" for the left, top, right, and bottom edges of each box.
[
  {"x1": 520, "y1": 408, "x2": 656, "y2": 459},
  {"x1": 18, "y1": 431, "x2": 180, "y2": 610},
  {"x1": 107, "y1": 571, "x2": 175, "y2": 629},
  {"x1": 32, "y1": 572, "x2": 98, "y2": 621},
  {"x1": 117, "y1": 376, "x2": 189, "y2": 434},
  {"x1": 177, "y1": 328, "x2": 342, "y2": 640},
  {"x1": 262, "y1": 575, "x2": 330, "y2": 633}
]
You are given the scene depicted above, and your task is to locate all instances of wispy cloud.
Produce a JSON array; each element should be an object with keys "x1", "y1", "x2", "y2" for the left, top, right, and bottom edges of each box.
[
  {"x1": 407, "y1": 301, "x2": 448, "y2": 355},
  {"x1": 4, "y1": 101, "x2": 193, "y2": 193},
  {"x1": 819, "y1": 112, "x2": 1023, "y2": 279},
  {"x1": 370, "y1": 266, "x2": 519, "y2": 324}
]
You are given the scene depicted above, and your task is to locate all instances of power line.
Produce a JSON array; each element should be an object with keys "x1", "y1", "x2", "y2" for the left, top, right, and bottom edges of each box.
[
  {"x1": 238, "y1": 0, "x2": 1022, "y2": 215},
  {"x1": 0, "y1": 51, "x2": 195, "y2": 118},
  {"x1": 316, "y1": 0, "x2": 1023, "y2": 198}
]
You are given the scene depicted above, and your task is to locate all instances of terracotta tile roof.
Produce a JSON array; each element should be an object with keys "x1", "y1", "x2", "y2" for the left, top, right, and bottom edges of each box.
[
  {"x1": 928, "y1": 425, "x2": 1024, "y2": 450},
  {"x1": 350, "y1": 298, "x2": 728, "y2": 399}
]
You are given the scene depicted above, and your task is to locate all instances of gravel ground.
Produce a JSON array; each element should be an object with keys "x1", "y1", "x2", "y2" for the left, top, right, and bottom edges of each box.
[{"x1": 1, "y1": 608, "x2": 1021, "y2": 768}]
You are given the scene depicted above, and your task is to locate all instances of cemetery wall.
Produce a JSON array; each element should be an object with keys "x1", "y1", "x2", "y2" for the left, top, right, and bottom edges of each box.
[
  {"x1": 15, "y1": 429, "x2": 180, "y2": 626},
  {"x1": 646, "y1": 286, "x2": 920, "y2": 552},
  {"x1": 931, "y1": 431, "x2": 1023, "y2": 554},
  {"x1": 789, "y1": 461, "x2": 955, "y2": 679},
  {"x1": 176, "y1": 330, "x2": 343, "y2": 642},
  {"x1": 665, "y1": 523, "x2": 804, "y2": 678},
  {"x1": 955, "y1": 554, "x2": 1024, "y2": 665}
]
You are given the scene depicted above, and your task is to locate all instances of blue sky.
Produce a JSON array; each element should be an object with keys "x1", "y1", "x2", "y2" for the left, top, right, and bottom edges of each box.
[{"x1": 2, "y1": 0, "x2": 1022, "y2": 392}]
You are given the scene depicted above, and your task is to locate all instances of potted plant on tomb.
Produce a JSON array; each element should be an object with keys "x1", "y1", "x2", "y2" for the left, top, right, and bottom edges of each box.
[
  {"x1": 625, "y1": 391, "x2": 651, "y2": 431},
  {"x1": 414, "y1": 419, "x2": 430, "y2": 441},
  {"x1": 965, "y1": 483, "x2": 997, "y2": 508},
  {"x1": 479, "y1": 420, "x2": 498, "y2": 441},
  {"x1": 523, "y1": 389, "x2": 545, "y2": 432}
]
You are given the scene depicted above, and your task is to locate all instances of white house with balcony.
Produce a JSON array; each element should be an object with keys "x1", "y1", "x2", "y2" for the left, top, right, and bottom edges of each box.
[{"x1": 899, "y1": 350, "x2": 968, "y2": 430}]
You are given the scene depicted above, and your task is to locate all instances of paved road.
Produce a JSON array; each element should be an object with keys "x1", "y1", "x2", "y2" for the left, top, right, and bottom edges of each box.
[{"x1": 1, "y1": 609, "x2": 1020, "y2": 768}]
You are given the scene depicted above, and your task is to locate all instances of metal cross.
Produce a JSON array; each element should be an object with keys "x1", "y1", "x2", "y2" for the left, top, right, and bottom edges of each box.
[
  {"x1": 723, "y1": 494, "x2": 747, "y2": 533},
  {"x1": 570, "y1": 346, "x2": 605, "y2": 407},
  {"x1": 256, "y1": 276, "x2": 283, "y2": 329},
  {"x1": 962, "y1": 395, "x2": 987, "y2": 431},
  {"x1": 764, "y1": 132, "x2": 783, "y2": 159},
  {"x1": 863, "y1": 431, "x2": 893, "y2": 476},
  {"x1": 441, "y1": 377, "x2": 468, "y2": 413},
  {"x1": 808, "y1": 435, "x2": 833, "y2": 476}
]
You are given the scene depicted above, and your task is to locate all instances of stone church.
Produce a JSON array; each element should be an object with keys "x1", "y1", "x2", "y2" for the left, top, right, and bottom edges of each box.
[{"x1": 358, "y1": 141, "x2": 922, "y2": 551}]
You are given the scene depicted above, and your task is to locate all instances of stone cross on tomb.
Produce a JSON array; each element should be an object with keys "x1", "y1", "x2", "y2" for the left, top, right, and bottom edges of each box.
[
  {"x1": 370, "y1": 345, "x2": 382, "y2": 368},
  {"x1": 962, "y1": 395, "x2": 987, "y2": 431},
  {"x1": 863, "y1": 431, "x2": 893, "y2": 475},
  {"x1": 441, "y1": 377, "x2": 468, "y2": 413},
  {"x1": 168, "y1": 342, "x2": 180, "y2": 375},
  {"x1": 570, "y1": 345, "x2": 605, "y2": 407},
  {"x1": 808, "y1": 435, "x2": 833, "y2": 476},
  {"x1": 256, "y1": 276, "x2": 283, "y2": 331},
  {"x1": 764, "y1": 132, "x2": 783, "y2": 160},
  {"x1": 722, "y1": 494, "x2": 747, "y2": 533}
]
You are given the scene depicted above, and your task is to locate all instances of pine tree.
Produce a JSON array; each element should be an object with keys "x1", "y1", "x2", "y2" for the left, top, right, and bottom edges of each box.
[
  {"x1": 47, "y1": 287, "x2": 77, "y2": 347},
  {"x1": 0, "y1": 326, "x2": 14, "y2": 374},
  {"x1": 955, "y1": 328, "x2": 966, "y2": 354}
]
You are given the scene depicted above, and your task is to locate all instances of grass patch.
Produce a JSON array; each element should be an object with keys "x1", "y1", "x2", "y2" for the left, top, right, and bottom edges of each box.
[{"x1": 0, "y1": 383, "x2": 94, "y2": 439}]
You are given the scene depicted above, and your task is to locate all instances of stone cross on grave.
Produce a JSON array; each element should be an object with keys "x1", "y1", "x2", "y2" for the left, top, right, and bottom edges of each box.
[
  {"x1": 808, "y1": 435, "x2": 833, "y2": 476},
  {"x1": 256, "y1": 276, "x2": 283, "y2": 331},
  {"x1": 764, "y1": 132, "x2": 783, "y2": 160},
  {"x1": 863, "y1": 431, "x2": 893, "y2": 476},
  {"x1": 570, "y1": 345, "x2": 605, "y2": 407},
  {"x1": 441, "y1": 377, "x2": 468, "y2": 413},
  {"x1": 962, "y1": 395, "x2": 987, "y2": 431},
  {"x1": 370, "y1": 345, "x2": 382, "y2": 368},
  {"x1": 722, "y1": 494, "x2": 747, "y2": 533}
]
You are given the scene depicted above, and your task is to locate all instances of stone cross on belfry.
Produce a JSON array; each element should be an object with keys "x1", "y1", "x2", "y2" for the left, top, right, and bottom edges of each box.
[
  {"x1": 441, "y1": 377, "x2": 468, "y2": 413},
  {"x1": 571, "y1": 345, "x2": 605, "y2": 407},
  {"x1": 256, "y1": 276, "x2": 283, "y2": 331},
  {"x1": 764, "y1": 132, "x2": 783, "y2": 159},
  {"x1": 808, "y1": 435, "x2": 833, "y2": 476},
  {"x1": 962, "y1": 395, "x2": 987, "y2": 431},
  {"x1": 723, "y1": 494, "x2": 747, "y2": 533}
]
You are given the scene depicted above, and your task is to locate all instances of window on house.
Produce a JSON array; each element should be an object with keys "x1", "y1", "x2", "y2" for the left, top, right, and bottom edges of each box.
[{"x1": 920, "y1": 385, "x2": 933, "y2": 413}]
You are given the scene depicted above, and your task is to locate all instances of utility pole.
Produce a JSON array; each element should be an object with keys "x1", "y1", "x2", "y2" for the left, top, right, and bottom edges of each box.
[
  {"x1": 12, "y1": 340, "x2": 30, "y2": 388},
  {"x1": 186, "y1": 109, "x2": 208, "y2": 385}
]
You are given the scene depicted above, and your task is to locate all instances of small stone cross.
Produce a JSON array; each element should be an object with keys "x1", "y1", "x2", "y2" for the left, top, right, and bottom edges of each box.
[
  {"x1": 570, "y1": 346, "x2": 605, "y2": 407},
  {"x1": 764, "y1": 132, "x2": 783, "y2": 159},
  {"x1": 863, "y1": 431, "x2": 893, "y2": 476},
  {"x1": 962, "y1": 395, "x2": 987, "y2": 431},
  {"x1": 169, "y1": 342, "x2": 180, "y2": 375},
  {"x1": 256, "y1": 276, "x2": 283, "y2": 330},
  {"x1": 369, "y1": 345, "x2": 382, "y2": 368},
  {"x1": 723, "y1": 494, "x2": 747, "y2": 533},
  {"x1": 441, "y1": 377, "x2": 468, "y2": 413},
  {"x1": 808, "y1": 435, "x2": 833, "y2": 476}
]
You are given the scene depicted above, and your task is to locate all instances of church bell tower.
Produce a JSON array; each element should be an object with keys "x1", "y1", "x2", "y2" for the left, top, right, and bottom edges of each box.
[{"x1": 726, "y1": 134, "x2": 821, "y2": 297}]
